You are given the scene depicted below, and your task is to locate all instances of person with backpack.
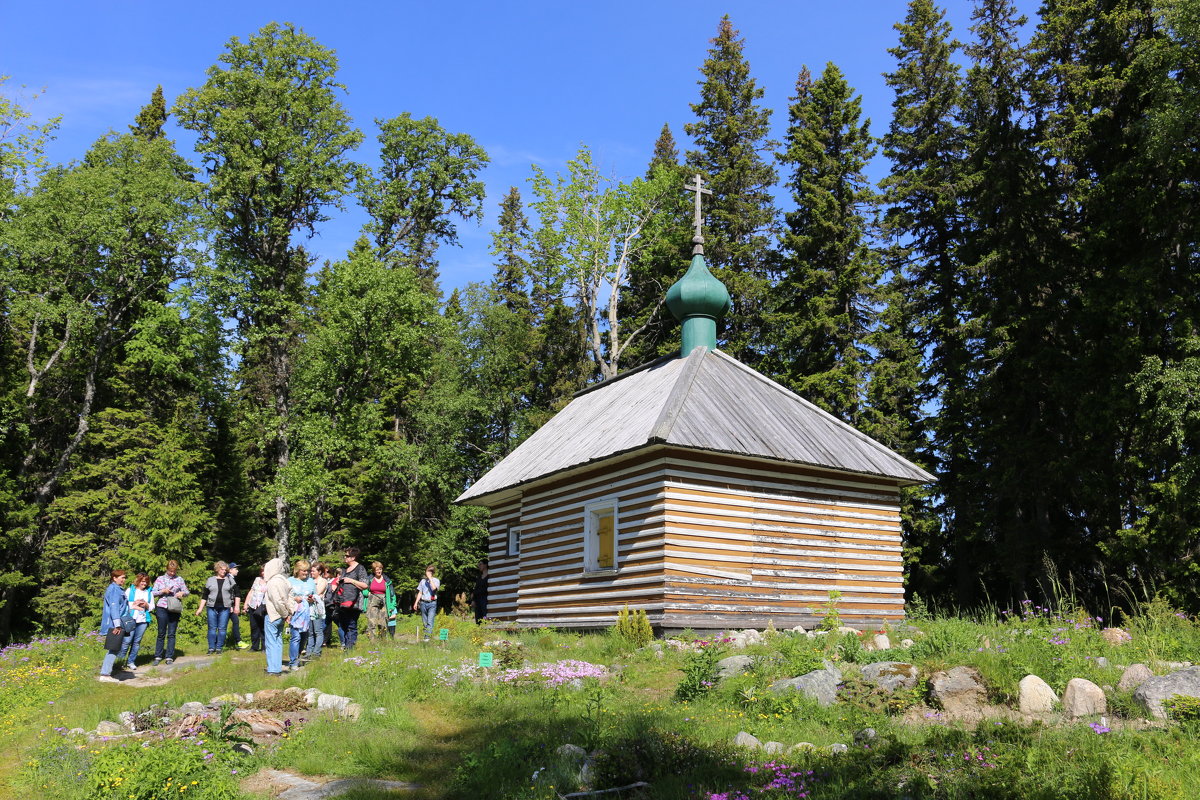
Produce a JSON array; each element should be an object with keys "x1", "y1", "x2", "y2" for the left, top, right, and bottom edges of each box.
[
  {"x1": 336, "y1": 547, "x2": 369, "y2": 651},
  {"x1": 412, "y1": 564, "x2": 439, "y2": 641},
  {"x1": 120, "y1": 573, "x2": 153, "y2": 670}
]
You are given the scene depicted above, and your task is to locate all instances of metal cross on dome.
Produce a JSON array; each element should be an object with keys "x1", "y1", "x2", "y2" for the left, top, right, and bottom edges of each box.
[{"x1": 685, "y1": 173, "x2": 712, "y2": 255}]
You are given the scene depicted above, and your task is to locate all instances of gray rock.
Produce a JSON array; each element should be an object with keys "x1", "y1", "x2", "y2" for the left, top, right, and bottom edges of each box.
[
  {"x1": 1063, "y1": 678, "x2": 1106, "y2": 718},
  {"x1": 1118, "y1": 663, "x2": 1153, "y2": 693},
  {"x1": 791, "y1": 624, "x2": 808, "y2": 634},
  {"x1": 372, "y1": 707, "x2": 387, "y2": 716},
  {"x1": 1133, "y1": 666, "x2": 1200, "y2": 720},
  {"x1": 716, "y1": 655, "x2": 754, "y2": 679},
  {"x1": 117, "y1": 711, "x2": 136, "y2": 728},
  {"x1": 341, "y1": 702, "x2": 363, "y2": 721},
  {"x1": 899, "y1": 638, "x2": 914, "y2": 649},
  {"x1": 929, "y1": 667, "x2": 987, "y2": 717},
  {"x1": 95, "y1": 720, "x2": 127, "y2": 736},
  {"x1": 762, "y1": 741, "x2": 785, "y2": 754},
  {"x1": 734, "y1": 731, "x2": 762, "y2": 749},
  {"x1": 1018, "y1": 675, "x2": 1058, "y2": 714},
  {"x1": 179, "y1": 702, "x2": 207, "y2": 715},
  {"x1": 316, "y1": 693, "x2": 351, "y2": 713},
  {"x1": 828, "y1": 743, "x2": 848, "y2": 754},
  {"x1": 68, "y1": 728, "x2": 85, "y2": 736},
  {"x1": 1095, "y1": 656, "x2": 1110, "y2": 669},
  {"x1": 769, "y1": 665, "x2": 843, "y2": 706},
  {"x1": 862, "y1": 662, "x2": 918, "y2": 692},
  {"x1": 211, "y1": 694, "x2": 242, "y2": 706},
  {"x1": 872, "y1": 634, "x2": 891, "y2": 651},
  {"x1": 556, "y1": 743, "x2": 587, "y2": 763},
  {"x1": 788, "y1": 742, "x2": 816, "y2": 753},
  {"x1": 231, "y1": 742, "x2": 254, "y2": 756},
  {"x1": 303, "y1": 688, "x2": 323, "y2": 707},
  {"x1": 853, "y1": 728, "x2": 877, "y2": 745},
  {"x1": 579, "y1": 761, "x2": 595, "y2": 787}
]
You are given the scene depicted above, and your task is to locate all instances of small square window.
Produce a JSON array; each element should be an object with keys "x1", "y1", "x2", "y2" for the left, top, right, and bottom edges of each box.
[
  {"x1": 584, "y1": 499, "x2": 619, "y2": 572},
  {"x1": 507, "y1": 527, "x2": 521, "y2": 557}
]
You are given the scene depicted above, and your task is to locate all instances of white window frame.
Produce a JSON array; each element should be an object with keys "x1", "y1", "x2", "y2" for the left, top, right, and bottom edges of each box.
[
  {"x1": 507, "y1": 526, "x2": 522, "y2": 558},
  {"x1": 583, "y1": 497, "x2": 620, "y2": 574}
]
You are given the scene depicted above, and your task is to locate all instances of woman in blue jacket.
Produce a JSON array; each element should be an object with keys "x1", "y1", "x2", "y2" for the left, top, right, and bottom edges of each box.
[{"x1": 99, "y1": 569, "x2": 132, "y2": 683}]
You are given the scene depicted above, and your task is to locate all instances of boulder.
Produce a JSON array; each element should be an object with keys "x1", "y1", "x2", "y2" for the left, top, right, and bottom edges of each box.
[
  {"x1": 316, "y1": 693, "x2": 352, "y2": 713},
  {"x1": 1117, "y1": 664, "x2": 1153, "y2": 693},
  {"x1": 283, "y1": 686, "x2": 305, "y2": 700},
  {"x1": 179, "y1": 702, "x2": 207, "y2": 716},
  {"x1": 788, "y1": 742, "x2": 816, "y2": 753},
  {"x1": 836, "y1": 626, "x2": 862, "y2": 636},
  {"x1": 853, "y1": 728, "x2": 877, "y2": 745},
  {"x1": 929, "y1": 667, "x2": 987, "y2": 717},
  {"x1": 303, "y1": 688, "x2": 323, "y2": 707},
  {"x1": 899, "y1": 638, "x2": 914, "y2": 649},
  {"x1": 1133, "y1": 666, "x2": 1200, "y2": 720},
  {"x1": 791, "y1": 625, "x2": 808, "y2": 634},
  {"x1": 556, "y1": 743, "x2": 587, "y2": 764},
  {"x1": 768, "y1": 665, "x2": 843, "y2": 707},
  {"x1": 117, "y1": 711, "x2": 136, "y2": 728},
  {"x1": 862, "y1": 662, "x2": 918, "y2": 692},
  {"x1": 233, "y1": 709, "x2": 285, "y2": 736},
  {"x1": 1018, "y1": 675, "x2": 1058, "y2": 714},
  {"x1": 95, "y1": 720, "x2": 128, "y2": 736},
  {"x1": 762, "y1": 741, "x2": 785, "y2": 754},
  {"x1": 716, "y1": 655, "x2": 754, "y2": 679},
  {"x1": 1063, "y1": 678, "x2": 1106, "y2": 718},
  {"x1": 734, "y1": 731, "x2": 762, "y2": 750},
  {"x1": 342, "y1": 702, "x2": 363, "y2": 721},
  {"x1": 1100, "y1": 627, "x2": 1131, "y2": 647},
  {"x1": 828, "y1": 743, "x2": 848, "y2": 754},
  {"x1": 253, "y1": 689, "x2": 282, "y2": 705},
  {"x1": 1095, "y1": 656, "x2": 1110, "y2": 669},
  {"x1": 872, "y1": 634, "x2": 891, "y2": 651}
]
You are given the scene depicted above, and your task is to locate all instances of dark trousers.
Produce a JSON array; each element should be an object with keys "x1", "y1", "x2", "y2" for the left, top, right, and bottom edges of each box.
[
  {"x1": 153, "y1": 607, "x2": 181, "y2": 659},
  {"x1": 228, "y1": 611, "x2": 241, "y2": 646},
  {"x1": 323, "y1": 610, "x2": 336, "y2": 648},
  {"x1": 248, "y1": 606, "x2": 266, "y2": 651},
  {"x1": 336, "y1": 606, "x2": 360, "y2": 650}
]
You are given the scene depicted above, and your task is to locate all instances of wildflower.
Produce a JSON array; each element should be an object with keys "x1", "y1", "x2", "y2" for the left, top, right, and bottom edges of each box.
[{"x1": 1089, "y1": 722, "x2": 1111, "y2": 734}]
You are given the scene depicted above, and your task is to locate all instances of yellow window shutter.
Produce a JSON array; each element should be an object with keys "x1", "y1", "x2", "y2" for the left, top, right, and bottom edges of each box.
[{"x1": 597, "y1": 513, "x2": 614, "y2": 568}]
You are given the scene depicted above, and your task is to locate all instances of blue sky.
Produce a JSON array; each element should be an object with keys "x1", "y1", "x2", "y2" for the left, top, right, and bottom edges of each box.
[{"x1": 3, "y1": 1, "x2": 1038, "y2": 292}]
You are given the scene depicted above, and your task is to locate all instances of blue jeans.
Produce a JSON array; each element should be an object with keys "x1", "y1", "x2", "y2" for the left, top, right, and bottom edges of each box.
[
  {"x1": 308, "y1": 616, "x2": 324, "y2": 657},
  {"x1": 419, "y1": 600, "x2": 437, "y2": 637},
  {"x1": 336, "y1": 606, "x2": 360, "y2": 650},
  {"x1": 101, "y1": 629, "x2": 132, "y2": 676},
  {"x1": 288, "y1": 625, "x2": 307, "y2": 667},
  {"x1": 264, "y1": 616, "x2": 285, "y2": 674},
  {"x1": 122, "y1": 621, "x2": 149, "y2": 665},
  {"x1": 207, "y1": 607, "x2": 230, "y2": 651},
  {"x1": 154, "y1": 607, "x2": 180, "y2": 660}
]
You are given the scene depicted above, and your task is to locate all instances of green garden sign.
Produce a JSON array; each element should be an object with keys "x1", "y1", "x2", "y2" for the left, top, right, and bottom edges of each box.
[
  {"x1": 478, "y1": 652, "x2": 494, "y2": 668},
  {"x1": 439, "y1": 628, "x2": 449, "y2": 641}
]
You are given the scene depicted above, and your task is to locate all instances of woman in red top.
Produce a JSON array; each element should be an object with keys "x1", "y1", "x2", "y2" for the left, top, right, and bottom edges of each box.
[{"x1": 365, "y1": 561, "x2": 396, "y2": 640}]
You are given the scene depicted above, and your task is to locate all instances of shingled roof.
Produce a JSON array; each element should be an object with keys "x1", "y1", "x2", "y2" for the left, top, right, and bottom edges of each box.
[{"x1": 457, "y1": 346, "x2": 935, "y2": 505}]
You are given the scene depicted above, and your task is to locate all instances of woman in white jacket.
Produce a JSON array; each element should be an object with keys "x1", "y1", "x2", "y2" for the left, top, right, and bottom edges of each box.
[{"x1": 262, "y1": 558, "x2": 294, "y2": 676}]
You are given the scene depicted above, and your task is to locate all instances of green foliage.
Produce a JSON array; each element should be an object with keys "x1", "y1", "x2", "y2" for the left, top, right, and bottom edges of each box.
[
  {"x1": 818, "y1": 590, "x2": 843, "y2": 631},
  {"x1": 613, "y1": 605, "x2": 654, "y2": 648},
  {"x1": 1165, "y1": 695, "x2": 1200, "y2": 723},
  {"x1": 202, "y1": 702, "x2": 253, "y2": 745},
  {"x1": 674, "y1": 644, "x2": 724, "y2": 702}
]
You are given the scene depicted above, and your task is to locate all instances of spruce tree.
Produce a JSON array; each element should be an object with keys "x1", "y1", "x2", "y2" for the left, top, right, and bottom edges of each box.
[
  {"x1": 685, "y1": 16, "x2": 778, "y2": 365},
  {"x1": 769, "y1": 63, "x2": 880, "y2": 424},
  {"x1": 878, "y1": 0, "x2": 966, "y2": 599},
  {"x1": 131, "y1": 85, "x2": 167, "y2": 140}
]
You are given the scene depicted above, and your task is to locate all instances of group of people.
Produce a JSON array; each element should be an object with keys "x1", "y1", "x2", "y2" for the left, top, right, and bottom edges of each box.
[{"x1": 99, "y1": 550, "x2": 489, "y2": 680}]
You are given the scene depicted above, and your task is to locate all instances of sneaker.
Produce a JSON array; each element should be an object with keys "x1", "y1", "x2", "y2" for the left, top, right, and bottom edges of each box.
[
  {"x1": 164, "y1": 658, "x2": 174, "y2": 665},
  {"x1": 207, "y1": 649, "x2": 215, "y2": 655},
  {"x1": 215, "y1": 649, "x2": 223, "y2": 655},
  {"x1": 97, "y1": 675, "x2": 120, "y2": 683},
  {"x1": 126, "y1": 663, "x2": 137, "y2": 672},
  {"x1": 237, "y1": 642, "x2": 250, "y2": 650},
  {"x1": 152, "y1": 658, "x2": 161, "y2": 667}
]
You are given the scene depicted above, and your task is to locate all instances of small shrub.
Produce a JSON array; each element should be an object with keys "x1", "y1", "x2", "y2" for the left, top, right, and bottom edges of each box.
[
  {"x1": 1165, "y1": 694, "x2": 1200, "y2": 723},
  {"x1": 818, "y1": 590, "x2": 843, "y2": 631},
  {"x1": 835, "y1": 630, "x2": 870, "y2": 664},
  {"x1": 485, "y1": 639, "x2": 525, "y2": 670},
  {"x1": 674, "y1": 645, "x2": 723, "y2": 701},
  {"x1": 838, "y1": 673, "x2": 918, "y2": 716},
  {"x1": 612, "y1": 605, "x2": 654, "y2": 648}
]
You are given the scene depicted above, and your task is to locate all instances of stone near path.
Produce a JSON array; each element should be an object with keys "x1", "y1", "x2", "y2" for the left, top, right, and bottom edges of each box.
[
  {"x1": 1118, "y1": 664, "x2": 1153, "y2": 693},
  {"x1": 179, "y1": 701, "x2": 207, "y2": 716},
  {"x1": 929, "y1": 667, "x2": 986, "y2": 717},
  {"x1": 317, "y1": 693, "x2": 352, "y2": 714},
  {"x1": 247, "y1": 769, "x2": 417, "y2": 800},
  {"x1": 96, "y1": 720, "x2": 129, "y2": 735},
  {"x1": 1018, "y1": 675, "x2": 1058, "y2": 715},
  {"x1": 716, "y1": 655, "x2": 754, "y2": 679},
  {"x1": 1133, "y1": 666, "x2": 1200, "y2": 720},
  {"x1": 768, "y1": 664, "x2": 842, "y2": 706},
  {"x1": 872, "y1": 634, "x2": 891, "y2": 651},
  {"x1": 1063, "y1": 678, "x2": 1106, "y2": 718},
  {"x1": 861, "y1": 662, "x2": 918, "y2": 692}
]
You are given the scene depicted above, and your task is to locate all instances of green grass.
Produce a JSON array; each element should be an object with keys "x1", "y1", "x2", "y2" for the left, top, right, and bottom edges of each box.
[{"x1": 3, "y1": 603, "x2": 1200, "y2": 799}]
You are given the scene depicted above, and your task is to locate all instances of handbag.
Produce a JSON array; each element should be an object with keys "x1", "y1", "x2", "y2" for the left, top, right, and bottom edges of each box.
[
  {"x1": 163, "y1": 596, "x2": 183, "y2": 613},
  {"x1": 104, "y1": 627, "x2": 125, "y2": 652}
]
